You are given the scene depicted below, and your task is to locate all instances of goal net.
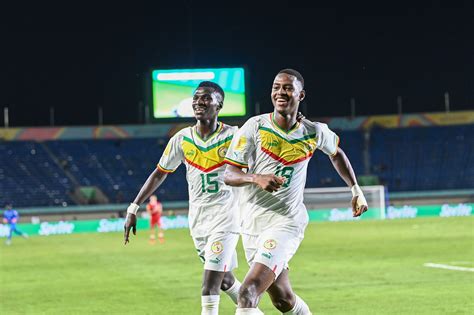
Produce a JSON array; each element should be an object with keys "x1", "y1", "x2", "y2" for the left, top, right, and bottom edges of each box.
[{"x1": 303, "y1": 185, "x2": 386, "y2": 221}]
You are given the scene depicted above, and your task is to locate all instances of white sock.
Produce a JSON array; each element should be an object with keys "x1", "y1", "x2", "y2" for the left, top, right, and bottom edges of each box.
[
  {"x1": 202, "y1": 295, "x2": 220, "y2": 315},
  {"x1": 282, "y1": 295, "x2": 311, "y2": 315},
  {"x1": 235, "y1": 308, "x2": 264, "y2": 315},
  {"x1": 223, "y1": 279, "x2": 241, "y2": 305}
]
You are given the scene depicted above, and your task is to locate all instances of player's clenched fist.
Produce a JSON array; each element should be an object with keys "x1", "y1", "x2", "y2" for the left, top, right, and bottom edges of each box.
[
  {"x1": 253, "y1": 174, "x2": 286, "y2": 192},
  {"x1": 350, "y1": 185, "x2": 368, "y2": 217},
  {"x1": 123, "y1": 213, "x2": 137, "y2": 245}
]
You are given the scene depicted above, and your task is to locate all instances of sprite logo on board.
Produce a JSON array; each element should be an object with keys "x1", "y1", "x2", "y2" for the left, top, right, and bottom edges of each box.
[{"x1": 38, "y1": 221, "x2": 75, "y2": 236}]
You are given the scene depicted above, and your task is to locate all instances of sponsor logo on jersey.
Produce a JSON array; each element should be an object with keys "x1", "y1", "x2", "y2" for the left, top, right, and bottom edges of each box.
[
  {"x1": 185, "y1": 149, "x2": 196, "y2": 158},
  {"x1": 263, "y1": 239, "x2": 277, "y2": 250},
  {"x1": 211, "y1": 241, "x2": 224, "y2": 254},
  {"x1": 261, "y1": 252, "x2": 273, "y2": 259},
  {"x1": 209, "y1": 257, "x2": 222, "y2": 264}
]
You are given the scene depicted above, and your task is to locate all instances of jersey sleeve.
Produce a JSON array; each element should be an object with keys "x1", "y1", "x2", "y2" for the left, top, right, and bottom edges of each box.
[
  {"x1": 157, "y1": 133, "x2": 184, "y2": 173},
  {"x1": 224, "y1": 118, "x2": 258, "y2": 168},
  {"x1": 315, "y1": 122, "x2": 340, "y2": 156}
]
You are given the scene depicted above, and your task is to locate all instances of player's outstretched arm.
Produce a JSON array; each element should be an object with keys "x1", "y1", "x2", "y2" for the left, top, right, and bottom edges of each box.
[
  {"x1": 124, "y1": 168, "x2": 168, "y2": 245},
  {"x1": 329, "y1": 147, "x2": 368, "y2": 217},
  {"x1": 224, "y1": 165, "x2": 285, "y2": 192}
]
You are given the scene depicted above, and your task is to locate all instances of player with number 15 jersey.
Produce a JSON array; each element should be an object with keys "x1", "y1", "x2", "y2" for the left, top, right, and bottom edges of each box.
[{"x1": 158, "y1": 121, "x2": 240, "y2": 238}]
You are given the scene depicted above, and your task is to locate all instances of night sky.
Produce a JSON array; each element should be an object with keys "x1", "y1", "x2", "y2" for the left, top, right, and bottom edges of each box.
[{"x1": 1, "y1": 2, "x2": 473, "y2": 127}]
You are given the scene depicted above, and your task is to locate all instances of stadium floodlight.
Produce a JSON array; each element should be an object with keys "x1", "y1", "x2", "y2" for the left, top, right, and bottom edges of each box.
[{"x1": 304, "y1": 185, "x2": 386, "y2": 220}]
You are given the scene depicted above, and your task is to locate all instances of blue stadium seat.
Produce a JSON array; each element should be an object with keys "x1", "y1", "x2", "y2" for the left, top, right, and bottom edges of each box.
[{"x1": 0, "y1": 124, "x2": 472, "y2": 207}]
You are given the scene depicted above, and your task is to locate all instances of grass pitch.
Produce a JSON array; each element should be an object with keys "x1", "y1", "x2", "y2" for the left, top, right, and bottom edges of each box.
[{"x1": 1, "y1": 216, "x2": 473, "y2": 314}]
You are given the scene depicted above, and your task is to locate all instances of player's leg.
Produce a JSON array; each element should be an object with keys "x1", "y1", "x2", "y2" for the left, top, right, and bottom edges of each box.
[
  {"x1": 6, "y1": 224, "x2": 13, "y2": 245},
  {"x1": 201, "y1": 269, "x2": 225, "y2": 315},
  {"x1": 234, "y1": 234, "x2": 270, "y2": 314},
  {"x1": 267, "y1": 269, "x2": 311, "y2": 314},
  {"x1": 201, "y1": 232, "x2": 240, "y2": 314},
  {"x1": 149, "y1": 218, "x2": 157, "y2": 244},
  {"x1": 157, "y1": 218, "x2": 165, "y2": 243},
  {"x1": 220, "y1": 270, "x2": 242, "y2": 305},
  {"x1": 238, "y1": 262, "x2": 275, "y2": 308},
  {"x1": 201, "y1": 270, "x2": 242, "y2": 313},
  {"x1": 193, "y1": 236, "x2": 220, "y2": 314},
  {"x1": 237, "y1": 230, "x2": 307, "y2": 314},
  {"x1": 12, "y1": 225, "x2": 28, "y2": 239}
]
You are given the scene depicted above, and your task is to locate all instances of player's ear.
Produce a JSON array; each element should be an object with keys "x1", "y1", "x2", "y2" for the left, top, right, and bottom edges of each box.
[{"x1": 299, "y1": 89, "x2": 306, "y2": 102}]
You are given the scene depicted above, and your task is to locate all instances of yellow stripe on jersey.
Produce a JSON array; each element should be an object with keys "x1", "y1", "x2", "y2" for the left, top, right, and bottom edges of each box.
[
  {"x1": 181, "y1": 135, "x2": 233, "y2": 172},
  {"x1": 259, "y1": 126, "x2": 317, "y2": 165},
  {"x1": 223, "y1": 157, "x2": 248, "y2": 168}
]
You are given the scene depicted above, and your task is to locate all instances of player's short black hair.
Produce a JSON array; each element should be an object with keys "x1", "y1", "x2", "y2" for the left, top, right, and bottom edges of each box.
[
  {"x1": 278, "y1": 68, "x2": 304, "y2": 88},
  {"x1": 197, "y1": 81, "x2": 225, "y2": 102}
]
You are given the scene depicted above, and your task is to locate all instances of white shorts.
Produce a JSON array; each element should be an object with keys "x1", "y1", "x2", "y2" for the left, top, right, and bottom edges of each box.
[
  {"x1": 242, "y1": 229, "x2": 303, "y2": 278},
  {"x1": 193, "y1": 232, "x2": 239, "y2": 272}
]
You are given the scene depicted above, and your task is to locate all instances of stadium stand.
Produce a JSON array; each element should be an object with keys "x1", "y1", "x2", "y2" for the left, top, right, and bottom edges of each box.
[
  {"x1": 0, "y1": 124, "x2": 472, "y2": 207},
  {"x1": 0, "y1": 141, "x2": 74, "y2": 207},
  {"x1": 369, "y1": 124, "x2": 474, "y2": 191}
]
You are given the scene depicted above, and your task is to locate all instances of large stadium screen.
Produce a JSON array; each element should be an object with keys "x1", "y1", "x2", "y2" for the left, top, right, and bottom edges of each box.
[{"x1": 151, "y1": 68, "x2": 247, "y2": 119}]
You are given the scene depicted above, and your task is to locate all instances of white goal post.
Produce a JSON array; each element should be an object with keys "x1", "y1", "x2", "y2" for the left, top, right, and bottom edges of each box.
[{"x1": 304, "y1": 185, "x2": 386, "y2": 220}]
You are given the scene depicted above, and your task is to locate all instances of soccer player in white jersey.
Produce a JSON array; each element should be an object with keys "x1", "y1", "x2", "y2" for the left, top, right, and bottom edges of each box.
[
  {"x1": 224, "y1": 69, "x2": 368, "y2": 315},
  {"x1": 124, "y1": 81, "x2": 242, "y2": 314}
]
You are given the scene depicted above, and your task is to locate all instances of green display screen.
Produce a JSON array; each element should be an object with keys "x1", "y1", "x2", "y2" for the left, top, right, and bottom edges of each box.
[{"x1": 151, "y1": 68, "x2": 247, "y2": 118}]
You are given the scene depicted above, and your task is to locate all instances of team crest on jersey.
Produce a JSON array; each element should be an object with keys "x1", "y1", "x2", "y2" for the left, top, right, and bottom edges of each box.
[
  {"x1": 211, "y1": 241, "x2": 224, "y2": 254},
  {"x1": 264, "y1": 239, "x2": 277, "y2": 250},
  {"x1": 217, "y1": 146, "x2": 227, "y2": 158}
]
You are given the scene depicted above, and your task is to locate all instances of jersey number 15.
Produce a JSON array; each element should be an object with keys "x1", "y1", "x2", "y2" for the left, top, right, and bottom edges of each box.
[{"x1": 200, "y1": 173, "x2": 219, "y2": 193}]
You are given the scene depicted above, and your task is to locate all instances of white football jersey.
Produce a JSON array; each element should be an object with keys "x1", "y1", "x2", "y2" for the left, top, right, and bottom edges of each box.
[
  {"x1": 158, "y1": 122, "x2": 240, "y2": 237},
  {"x1": 225, "y1": 113, "x2": 339, "y2": 237}
]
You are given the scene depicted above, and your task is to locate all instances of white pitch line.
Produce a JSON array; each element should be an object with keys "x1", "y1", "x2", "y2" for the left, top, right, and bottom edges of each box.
[
  {"x1": 450, "y1": 261, "x2": 473, "y2": 265},
  {"x1": 424, "y1": 263, "x2": 474, "y2": 272}
]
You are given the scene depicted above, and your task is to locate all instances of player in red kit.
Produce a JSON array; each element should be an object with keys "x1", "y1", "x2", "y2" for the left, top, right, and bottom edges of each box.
[{"x1": 146, "y1": 195, "x2": 164, "y2": 244}]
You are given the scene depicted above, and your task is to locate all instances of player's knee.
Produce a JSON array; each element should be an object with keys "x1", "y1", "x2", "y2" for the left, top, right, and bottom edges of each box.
[
  {"x1": 270, "y1": 291, "x2": 295, "y2": 312},
  {"x1": 220, "y1": 272, "x2": 235, "y2": 291},
  {"x1": 202, "y1": 283, "x2": 220, "y2": 296},
  {"x1": 238, "y1": 283, "x2": 259, "y2": 308}
]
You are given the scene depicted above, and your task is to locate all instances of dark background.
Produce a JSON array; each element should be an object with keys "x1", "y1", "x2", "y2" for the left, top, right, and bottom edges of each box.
[{"x1": 0, "y1": 1, "x2": 472, "y2": 127}]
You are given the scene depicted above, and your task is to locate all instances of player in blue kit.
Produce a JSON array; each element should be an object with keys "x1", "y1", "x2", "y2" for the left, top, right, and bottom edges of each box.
[{"x1": 3, "y1": 203, "x2": 28, "y2": 245}]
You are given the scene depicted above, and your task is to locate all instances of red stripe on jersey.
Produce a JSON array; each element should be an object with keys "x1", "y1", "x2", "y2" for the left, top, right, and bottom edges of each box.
[
  {"x1": 260, "y1": 146, "x2": 313, "y2": 166},
  {"x1": 184, "y1": 158, "x2": 225, "y2": 173}
]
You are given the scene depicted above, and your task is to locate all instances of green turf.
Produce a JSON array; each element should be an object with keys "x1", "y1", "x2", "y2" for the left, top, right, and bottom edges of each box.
[{"x1": 1, "y1": 217, "x2": 473, "y2": 314}]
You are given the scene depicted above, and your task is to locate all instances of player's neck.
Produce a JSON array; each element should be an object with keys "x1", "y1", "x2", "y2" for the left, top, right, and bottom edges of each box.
[
  {"x1": 195, "y1": 119, "x2": 219, "y2": 141},
  {"x1": 272, "y1": 110, "x2": 298, "y2": 132}
]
